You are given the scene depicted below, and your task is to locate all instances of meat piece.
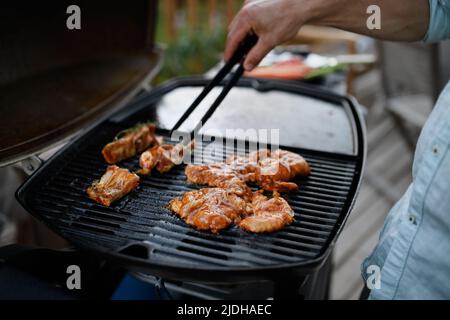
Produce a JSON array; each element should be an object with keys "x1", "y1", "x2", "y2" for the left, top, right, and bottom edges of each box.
[
  {"x1": 168, "y1": 188, "x2": 252, "y2": 233},
  {"x1": 87, "y1": 165, "x2": 139, "y2": 207},
  {"x1": 185, "y1": 150, "x2": 270, "y2": 186},
  {"x1": 102, "y1": 123, "x2": 159, "y2": 164},
  {"x1": 185, "y1": 163, "x2": 238, "y2": 186},
  {"x1": 224, "y1": 149, "x2": 271, "y2": 182},
  {"x1": 139, "y1": 142, "x2": 193, "y2": 175},
  {"x1": 239, "y1": 191, "x2": 294, "y2": 233},
  {"x1": 215, "y1": 177, "x2": 253, "y2": 202},
  {"x1": 186, "y1": 148, "x2": 310, "y2": 193},
  {"x1": 139, "y1": 144, "x2": 179, "y2": 175},
  {"x1": 273, "y1": 149, "x2": 311, "y2": 177},
  {"x1": 248, "y1": 149, "x2": 272, "y2": 162},
  {"x1": 254, "y1": 149, "x2": 310, "y2": 192},
  {"x1": 170, "y1": 148, "x2": 308, "y2": 234},
  {"x1": 185, "y1": 164, "x2": 252, "y2": 200},
  {"x1": 186, "y1": 149, "x2": 309, "y2": 193},
  {"x1": 185, "y1": 152, "x2": 258, "y2": 186},
  {"x1": 224, "y1": 155, "x2": 256, "y2": 182},
  {"x1": 255, "y1": 157, "x2": 299, "y2": 192}
]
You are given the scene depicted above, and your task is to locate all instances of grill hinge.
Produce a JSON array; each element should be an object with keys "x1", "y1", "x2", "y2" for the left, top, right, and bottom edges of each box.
[{"x1": 20, "y1": 155, "x2": 43, "y2": 176}]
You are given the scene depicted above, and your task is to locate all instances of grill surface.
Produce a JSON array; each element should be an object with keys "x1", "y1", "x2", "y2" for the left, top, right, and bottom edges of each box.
[{"x1": 16, "y1": 78, "x2": 365, "y2": 283}]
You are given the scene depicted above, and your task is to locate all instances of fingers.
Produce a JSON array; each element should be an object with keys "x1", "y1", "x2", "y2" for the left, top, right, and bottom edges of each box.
[
  {"x1": 224, "y1": 17, "x2": 251, "y2": 62},
  {"x1": 243, "y1": 38, "x2": 273, "y2": 71},
  {"x1": 224, "y1": 1, "x2": 275, "y2": 69}
]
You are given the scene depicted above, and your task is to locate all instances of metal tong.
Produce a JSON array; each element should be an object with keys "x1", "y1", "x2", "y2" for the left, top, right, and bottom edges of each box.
[{"x1": 170, "y1": 35, "x2": 258, "y2": 136}]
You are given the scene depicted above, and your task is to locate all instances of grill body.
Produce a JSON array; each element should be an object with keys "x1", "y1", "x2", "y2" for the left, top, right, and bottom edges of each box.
[{"x1": 16, "y1": 78, "x2": 366, "y2": 284}]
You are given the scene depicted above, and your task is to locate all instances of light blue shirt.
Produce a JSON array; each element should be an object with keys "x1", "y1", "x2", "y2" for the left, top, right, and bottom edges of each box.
[{"x1": 362, "y1": 0, "x2": 450, "y2": 299}]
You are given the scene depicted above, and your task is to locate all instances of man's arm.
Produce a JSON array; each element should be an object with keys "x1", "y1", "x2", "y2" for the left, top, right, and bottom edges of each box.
[{"x1": 225, "y1": 0, "x2": 430, "y2": 71}]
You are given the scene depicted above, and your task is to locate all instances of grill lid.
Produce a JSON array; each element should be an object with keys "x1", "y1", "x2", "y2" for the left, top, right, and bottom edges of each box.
[{"x1": 0, "y1": 0, "x2": 161, "y2": 167}]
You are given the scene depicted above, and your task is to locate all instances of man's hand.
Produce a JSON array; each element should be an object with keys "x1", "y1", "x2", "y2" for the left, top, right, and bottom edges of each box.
[
  {"x1": 224, "y1": 0, "x2": 430, "y2": 71},
  {"x1": 225, "y1": 0, "x2": 309, "y2": 71}
]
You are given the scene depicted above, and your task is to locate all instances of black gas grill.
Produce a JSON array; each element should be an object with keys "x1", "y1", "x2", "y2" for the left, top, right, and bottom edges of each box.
[{"x1": 16, "y1": 78, "x2": 366, "y2": 295}]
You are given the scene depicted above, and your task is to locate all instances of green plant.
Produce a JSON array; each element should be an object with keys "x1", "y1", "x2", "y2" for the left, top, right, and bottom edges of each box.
[{"x1": 154, "y1": 28, "x2": 227, "y2": 84}]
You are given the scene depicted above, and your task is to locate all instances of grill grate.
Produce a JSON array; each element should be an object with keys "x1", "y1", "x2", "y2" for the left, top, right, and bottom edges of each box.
[
  {"x1": 19, "y1": 123, "x2": 359, "y2": 272},
  {"x1": 16, "y1": 79, "x2": 366, "y2": 282}
]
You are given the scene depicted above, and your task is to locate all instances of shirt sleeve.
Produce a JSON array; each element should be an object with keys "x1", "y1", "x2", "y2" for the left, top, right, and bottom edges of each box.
[{"x1": 424, "y1": 0, "x2": 450, "y2": 43}]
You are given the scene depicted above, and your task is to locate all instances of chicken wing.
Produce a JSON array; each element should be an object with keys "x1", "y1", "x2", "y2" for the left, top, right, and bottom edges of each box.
[
  {"x1": 87, "y1": 165, "x2": 140, "y2": 207},
  {"x1": 102, "y1": 123, "x2": 159, "y2": 164},
  {"x1": 239, "y1": 191, "x2": 294, "y2": 233}
]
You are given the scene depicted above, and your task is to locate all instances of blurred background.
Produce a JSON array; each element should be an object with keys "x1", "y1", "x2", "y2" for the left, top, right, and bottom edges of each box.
[{"x1": 1, "y1": 0, "x2": 449, "y2": 299}]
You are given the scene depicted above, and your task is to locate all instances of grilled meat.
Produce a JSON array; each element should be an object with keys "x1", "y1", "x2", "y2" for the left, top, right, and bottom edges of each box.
[
  {"x1": 254, "y1": 149, "x2": 310, "y2": 192},
  {"x1": 169, "y1": 188, "x2": 252, "y2": 233},
  {"x1": 186, "y1": 149, "x2": 310, "y2": 192},
  {"x1": 185, "y1": 150, "x2": 271, "y2": 186},
  {"x1": 185, "y1": 164, "x2": 253, "y2": 201},
  {"x1": 102, "y1": 123, "x2": 159, "y2": 164},
  {"x1": 186, "y1": 162, "x2": 240, "y2": 185},
  {"x1": 215, "y1": 177, "x2": 253, "y2": 202},
  {"x1": 172, "y1": 148, "x2": 309, "y2": 233},
  {"x1": 239, "y1": 191, "x2": 294, "y2": 233},
  {"x1": 139, "y1": 142, "x2": 193, "y2": 175},
  {"x1": 273, "y1": 149, "x2": 311, "y2": 176},
  {"x1": 87, "y1": 165, "x2": 139, "y2": 206},
  {"x1": 224, "y1": 149, "x2": 272, "y2": 181},
  {"x1": 169, "y1": 188, "x2": 294, "y2": 233}
]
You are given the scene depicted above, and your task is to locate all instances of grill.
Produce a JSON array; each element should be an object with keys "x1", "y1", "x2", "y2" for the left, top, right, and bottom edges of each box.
[{"x1": 16, "y1": 78, "x2": 365, "y2": 286}]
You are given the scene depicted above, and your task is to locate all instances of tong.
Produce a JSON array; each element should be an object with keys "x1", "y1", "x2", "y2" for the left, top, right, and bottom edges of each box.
[{"x1": 170, "y1": 35, "x2": 258, "y2": 136}]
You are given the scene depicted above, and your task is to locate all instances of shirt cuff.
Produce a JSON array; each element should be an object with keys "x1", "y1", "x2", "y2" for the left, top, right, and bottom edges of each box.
[{"x1": 424, "y1": 0, "x2": 450, "y2": 43}]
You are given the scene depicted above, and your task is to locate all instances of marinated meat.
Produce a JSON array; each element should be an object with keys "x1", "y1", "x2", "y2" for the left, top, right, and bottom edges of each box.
[
  {"x1": 102, "y1": 123, "x2": 159, "y2": 164},
  {"x1": 139, "y1": 142, "x2": 193, "y2": 175},
  {"x1": 168, "y1": 188, "x2": 252, "y2": 233},
  {"x1": 254, "y1": 149, "x2": 310, "y2": 192},
  {"x1": 87, "y1": 165, "x2": 139, "y2": 207},
  {"x1": 186, "y1": 149, "x2": 310, "y2": 192},
  {"x1": 185, "y1": 164, "x2": 253, "y2": 200},
  {"x1": 171, "y1": 148, "x2": 309, "y2": 233},
  {"x1": 239, "y1": 191, "x2": 295, "y2": 233}
]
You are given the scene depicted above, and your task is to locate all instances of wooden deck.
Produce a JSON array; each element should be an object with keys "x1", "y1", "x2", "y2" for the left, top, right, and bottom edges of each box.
[{"x1": 329, "y1": 71, "x2": 414, "y2": 300}]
